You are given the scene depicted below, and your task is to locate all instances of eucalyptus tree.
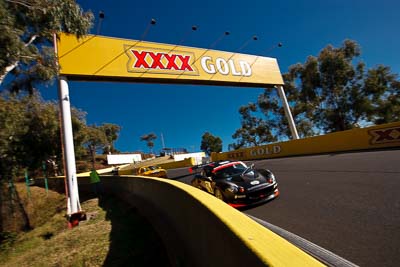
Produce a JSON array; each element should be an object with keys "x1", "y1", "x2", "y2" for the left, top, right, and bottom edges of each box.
[
  {"x1": 140, "y1": 133, "x2": 157, "y2": 154},
  {"x1": 100, "y1": 123, "x2": 121, "y2": 154},
  {"x1": 200, "y1": 132, "x2": 222, "y2": 156},
  {"x1": 83, "y1": 125, "x2": 108, "y2": 168},
  {"x1": 232, "y1": 40, "x2": 399, "y2": 146},
  {"x1": 260, "y1": 40, "x2": 368, "y2": 135},
  {"x1": 229, "y1": 103, "x2": 276, "y2": 150},
  {"x1": 0, "y1": 0, "x2": 93, "y2": 92},
  {"x1": 0, "y1": 92, "x2": 76, "y2": 179},
  {"x1": 363, "y1": 65, "x2": 400, "y2": 124},
  {"x1": 0, "y1": 90, "x2": 122, "y2": 179}
]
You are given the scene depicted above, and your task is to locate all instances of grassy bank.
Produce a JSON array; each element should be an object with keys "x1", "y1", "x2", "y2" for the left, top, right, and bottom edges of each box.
[{"x1": 0, "y1": 183, "x2": 170, "y2": 267}]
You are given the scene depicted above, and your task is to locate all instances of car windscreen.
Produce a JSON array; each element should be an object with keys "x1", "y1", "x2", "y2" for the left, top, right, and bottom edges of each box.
[{"x1": 214, "y1": 164, "x2": 247, "y2": 180}]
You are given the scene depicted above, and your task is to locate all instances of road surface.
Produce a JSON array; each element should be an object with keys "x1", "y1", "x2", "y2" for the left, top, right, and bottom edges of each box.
[{"x1": 168, "y1": 150, "x2": 400, "y2": 267}]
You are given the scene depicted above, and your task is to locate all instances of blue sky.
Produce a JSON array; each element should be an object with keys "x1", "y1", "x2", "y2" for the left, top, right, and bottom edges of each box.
[{"x1": 40, "y1": 0, "x2": 399, "y2": 153}]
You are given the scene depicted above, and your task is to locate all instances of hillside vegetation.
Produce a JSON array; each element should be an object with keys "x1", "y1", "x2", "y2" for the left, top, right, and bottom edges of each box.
[{"x1": 0, "y1": 183, "x2": 170, "y2": 267}]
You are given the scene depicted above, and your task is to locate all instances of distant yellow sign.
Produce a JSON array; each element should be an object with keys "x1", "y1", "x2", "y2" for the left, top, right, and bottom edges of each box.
[
  {"x1": 57, "y1": 33, "x2": 284, "y2": 86},
  {"x1": 211, "y1": 121, "x2": 400, "y2": 162}
]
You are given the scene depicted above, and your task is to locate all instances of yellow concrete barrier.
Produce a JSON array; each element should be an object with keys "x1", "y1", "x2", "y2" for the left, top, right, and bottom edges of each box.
[
  {"x1": 117, "y1": 167, "x2": 134, "y2": 175},
  {"x1": 76, "y1": 165, "x2": 126, "y2": 177},
  {"x1": 116, "y1": 158, "x2": 195, "y2": 175},
  {"x1": 36, "y1": 173, "x2": 327, "y2": 266},
  {"x1": 212, "y1": 122, "x2": 400, "y2": 161},
  {"x1": 100, "y1": 175, "x2": 325, "y2": 266},
  {"x1": 158, "y1": 157, "x2": 195, "y2": 169}
]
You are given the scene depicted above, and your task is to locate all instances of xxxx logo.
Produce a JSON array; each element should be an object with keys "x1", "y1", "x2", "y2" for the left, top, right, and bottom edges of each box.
[
  {"x1": 368, "y1": 126, "x2": 400, "y2": 145},
  {"x1": 125, "y1": 45, "x2": 198, "y2": 75}
]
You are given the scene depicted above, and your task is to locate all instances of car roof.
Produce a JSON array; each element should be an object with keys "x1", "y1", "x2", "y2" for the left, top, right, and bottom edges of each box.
[
  {"x1": 189, "y1": 160, "x2": 245, "y2": 174},
  {"x1": 205, "y1": 161, "x2": 245, "y2": 173}
]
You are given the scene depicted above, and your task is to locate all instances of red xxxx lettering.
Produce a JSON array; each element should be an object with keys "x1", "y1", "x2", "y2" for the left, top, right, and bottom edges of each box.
[
  {"x1": 149, "y1": 52, "x2": 165, "y2": 69},
  {"x1": 130, "y1": 50, "x2": 194, "y2": 71},
  {"x1": 132, "y1": 50, "x2": 149, "y2": 68},
  {"x1": 164, "y1": 54, "x2": 179, "y2": 70},
  {"x1": 369, "y1": 127, "x2": 400, "y2": 144},
  {"x1": 375, "y1": 129, "x2": 396, "y2": 142}
]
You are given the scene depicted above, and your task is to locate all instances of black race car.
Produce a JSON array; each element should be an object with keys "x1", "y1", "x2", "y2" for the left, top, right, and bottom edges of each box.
[{"x1": 189, "y1": 161, "x2": 279, "y2": 208}]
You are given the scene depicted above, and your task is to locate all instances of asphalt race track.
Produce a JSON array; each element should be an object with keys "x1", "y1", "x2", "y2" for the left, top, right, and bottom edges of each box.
[{"x1": 167, "y1": 149, "x2": 400, "y2": 267}]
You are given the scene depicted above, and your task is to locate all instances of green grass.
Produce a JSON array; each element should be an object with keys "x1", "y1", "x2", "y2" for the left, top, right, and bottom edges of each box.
[{"x1": 0, "y1": 184, "x2": 170, "y2": 267}]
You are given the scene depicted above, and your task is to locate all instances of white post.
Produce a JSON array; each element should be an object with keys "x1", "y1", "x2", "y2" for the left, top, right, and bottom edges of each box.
[
  {"x1": 276, "y1": 85, "x2": 299, "y2": 139},
  {"x1": 58, "y1": 76, "x2": 81, "y2": 214}
]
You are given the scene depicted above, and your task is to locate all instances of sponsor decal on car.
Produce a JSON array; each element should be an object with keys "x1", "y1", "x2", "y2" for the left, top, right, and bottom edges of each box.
[{"x1": 368, "y1": 126, "x2": 400, "y2": 145}]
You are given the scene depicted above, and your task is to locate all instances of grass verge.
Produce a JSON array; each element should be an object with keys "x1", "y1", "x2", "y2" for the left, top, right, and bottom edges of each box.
[{"x1": 0, "y1": 183, "x2": 170, "y2": 267}]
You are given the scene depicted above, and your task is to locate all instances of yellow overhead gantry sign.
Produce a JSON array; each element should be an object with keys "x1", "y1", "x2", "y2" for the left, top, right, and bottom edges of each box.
[{"x1": 57, "y1": 33, "x2": 284, "y2": 87}]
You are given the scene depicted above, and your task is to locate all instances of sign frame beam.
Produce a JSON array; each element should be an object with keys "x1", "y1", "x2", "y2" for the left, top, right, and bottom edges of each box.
[{"x1": 276, "y1": 85, "x2": 299, "y2": 139}]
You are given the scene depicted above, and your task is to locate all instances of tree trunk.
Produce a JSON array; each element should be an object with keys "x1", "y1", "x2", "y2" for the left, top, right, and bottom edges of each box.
[
  {"x1": 0, "y1": 35, "x2": 38, "y2": 86},
  {"x1": 0, "y1": 62, "x2": 19, "y2": 85}
]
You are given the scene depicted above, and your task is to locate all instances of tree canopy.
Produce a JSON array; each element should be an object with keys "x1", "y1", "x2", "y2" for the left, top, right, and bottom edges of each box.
[
  {"x1": 0, "y1": 1, "x2": 105, "y2": 180},
  {"x1": 0, "y1": 0, "x2": 93, "y2": 92},
  {"x1": 0, "y1": 91, "x2": 121, "y2": 180},
  {"x1": 230, "y1": 40, "x2": 400, "y2": 149},
  {"x1": 200, "y1": 132, "x2": 223, "y2": 156},
  {"x1": 100, "y1": 123, "x2": 121, "y2": 154},
  {"x1": 140, "y1": 133, "x2": 157, "y2": 153},
  {"x1": 229, "y1": 103, "x2": 277, "y2": 150}
]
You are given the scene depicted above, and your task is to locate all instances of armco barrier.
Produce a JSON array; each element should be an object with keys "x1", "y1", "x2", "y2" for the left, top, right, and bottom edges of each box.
[
  {"x1": 212, "y1": 121, "x2": 400, "y2": 161},
  {"x1": 38, "y1": 176, "x2": 325, "y2": 267}
]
